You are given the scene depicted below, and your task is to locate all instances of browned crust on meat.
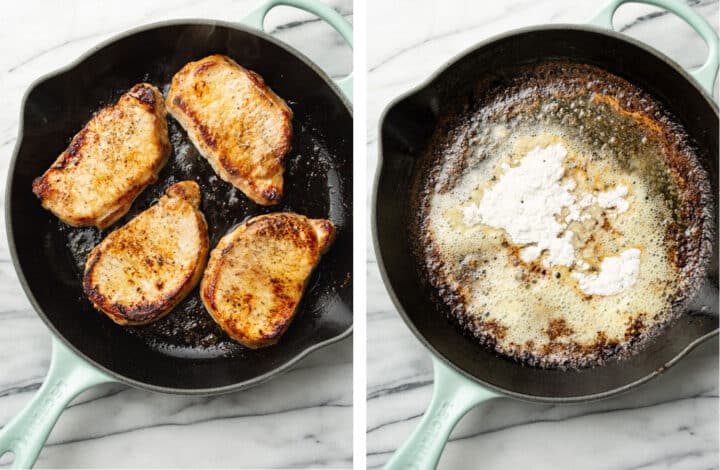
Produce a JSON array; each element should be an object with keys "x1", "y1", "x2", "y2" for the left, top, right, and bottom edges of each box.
[
  {"x1": 32, "y1": 83, "x2": 171, "y2": 229},
  {"x1": 166, "y1": 54, "x2": 293, "y2": 206},
  {"x1": 83, "y1": 181, "x2": 209, "y2": 325},
  {"x1": 200, "y1": 213, "x2": 335, "y2": 348},
  {"x1": 131, "y1": 84, "x2": 158, "y2": 110},
  {"x1": 171, "y1": 96, "x2": 217, "y2": 150}
]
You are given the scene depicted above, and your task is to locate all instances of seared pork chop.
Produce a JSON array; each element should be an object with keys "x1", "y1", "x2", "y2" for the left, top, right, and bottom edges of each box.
[
  {"x1": 83, "y1": 181, "x2": 209, "y2": 325},
  {"x1": 200, "y1": 213, "x2": 335, "y2": 348},
  {"x1": 32, "y1": 83, "x2": 170, "y2": 229},
  {"x1": 166, "y1": 54, "x2": 293, "y2": 206}
]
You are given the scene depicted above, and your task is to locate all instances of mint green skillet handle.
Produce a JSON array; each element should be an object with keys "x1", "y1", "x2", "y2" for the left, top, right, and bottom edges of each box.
[
  {"x1": 589, "y1": 0, "x2": 719, "y2": 94},
  {"x1": 242, "y1": 0, "x2": 353, "y2": 101},
  {"x1": 0, "y1": 337, "x2": 113, "y2": 469},
  {"x1": 385, "y1": 356, "x2": 498, "y2": 470}
]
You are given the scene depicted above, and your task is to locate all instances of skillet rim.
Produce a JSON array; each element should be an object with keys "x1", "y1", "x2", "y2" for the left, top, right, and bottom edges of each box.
[
  {"x1": 372, "y1": 23, "x2": 719, "y2": 403},
  {"x1": 6, "y1": 18, "x2": 353, "y2": 396}
]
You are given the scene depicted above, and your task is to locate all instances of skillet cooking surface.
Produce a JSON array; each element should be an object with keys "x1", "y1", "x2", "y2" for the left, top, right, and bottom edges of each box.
[
  {"x1": 411, "y1": 61, "x2": 712, "y2": 369},
  {"x1": 9, "y1": 22, "x2": 352, "y2": 391},
  {"x1": 375, "y1": 27, "x2": 717, "y2": 399}
]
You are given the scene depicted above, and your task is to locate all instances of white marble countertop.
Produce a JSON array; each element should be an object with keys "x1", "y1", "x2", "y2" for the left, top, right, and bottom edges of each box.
[
  {"x1": 367, "y1": 1, "x2": 719, "y2": 469},
  {"x1": 0, "y1": 0, "x2": 352, "y2": 468}
]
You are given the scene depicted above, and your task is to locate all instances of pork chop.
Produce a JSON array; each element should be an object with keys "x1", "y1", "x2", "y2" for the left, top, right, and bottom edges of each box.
[
  {"x1": 32, "y1": 83, "x2": 170, "y2": 229},
  {"x1": 166, "y1": 54, "x2": 293, "y2": 206},
  {"x1": 200, "y1": 213, "x2": 335, "y2": 348},
  {"x1": 83, "y1": 181, "x2": 209, "y2": 325}
]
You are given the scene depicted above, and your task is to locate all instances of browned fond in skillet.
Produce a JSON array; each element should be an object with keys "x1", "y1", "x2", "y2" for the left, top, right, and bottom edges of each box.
[
  {"x1": 32, "y1": 83, "x2": 170, "y2": 229},
  {"x1": 84, "y1": 181, "x2": 209, "y2": 325},
  {"x1": 413, "y1": 61, "x2": 712, "y2": 369},
  {"x1": 201, "y1": 213, "x2": 335, "y2": 348},
  {"x1": 166, "y1": 54, "x2": 293, "y2": 206}
]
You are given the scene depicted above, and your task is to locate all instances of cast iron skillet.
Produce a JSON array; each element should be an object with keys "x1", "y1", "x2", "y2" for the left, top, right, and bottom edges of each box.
[
  {"x1": 373, "y1": 0, "x2": 717, "y2": 468},
  {"x1": 0, "y1": 1, "x2": 352, "y2": 467}
]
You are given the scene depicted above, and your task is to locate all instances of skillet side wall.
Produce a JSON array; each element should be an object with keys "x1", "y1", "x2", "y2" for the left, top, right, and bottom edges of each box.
[
  {"x1": 9, "y1": 23, "x2": 353, "y2": 391},
  {"x1": 376, "y1": 27, "x2": 718, "y2": 400}
]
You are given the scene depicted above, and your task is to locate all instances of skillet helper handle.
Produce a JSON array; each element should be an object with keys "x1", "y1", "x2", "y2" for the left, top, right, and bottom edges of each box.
[
  {"x1": 385, "y1": 356, "x2": 498, "y2": 470},
  {"x1": 589, "y1": 0, "x2": 719, "y2": 94},
  {"x1": 242, "y1": 0, "x2": 353, "y2": 100},
  {"x1": 0, "y1": 337, "x2": 113, "y2": 469}
]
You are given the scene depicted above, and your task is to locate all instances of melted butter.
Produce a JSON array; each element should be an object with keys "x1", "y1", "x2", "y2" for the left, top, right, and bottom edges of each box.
[{"x1": 427, "y1": 126, "x2": 679, "y2": 360}]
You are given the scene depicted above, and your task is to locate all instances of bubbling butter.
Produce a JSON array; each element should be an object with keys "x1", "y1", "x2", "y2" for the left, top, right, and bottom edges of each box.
[
  {"x1": 423, "y1": 129, "x2": 680, "y2": 367},
  {"x1": 417, "y1": 62, "x2": 705, "y2": 368}
]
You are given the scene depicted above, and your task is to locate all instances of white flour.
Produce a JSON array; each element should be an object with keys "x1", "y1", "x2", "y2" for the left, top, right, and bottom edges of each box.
[
  {"x1": 565, "y1": 185, "x2": 629, "y2": 223},
  {"x1": 597, "y1": 185, "x2": 630, "y2": 213},
  {"x1": 572, "y1": 249, "x2": 641, "y2": 296},
  {"x1": 462, "y1": 143, "x2": 639, "y2": 295},
  {"x1": 462, "y1": 143, "x2": 576, "y2": 266}
]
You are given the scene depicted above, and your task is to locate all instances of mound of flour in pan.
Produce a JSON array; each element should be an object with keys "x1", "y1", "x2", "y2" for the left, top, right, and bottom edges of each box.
[{"x1": 461, "y1": 142, "x2": 638, "y2": 296}]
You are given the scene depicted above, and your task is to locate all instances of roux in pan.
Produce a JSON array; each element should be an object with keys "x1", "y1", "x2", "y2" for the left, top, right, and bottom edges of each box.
[{"x1": 412, "y1": 62, "x2": 713, "y2": 368}]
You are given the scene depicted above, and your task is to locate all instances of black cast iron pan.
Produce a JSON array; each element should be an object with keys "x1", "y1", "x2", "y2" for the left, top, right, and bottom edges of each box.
[
  {"x1": 373, "y1": 1, "x2": 717, "y2": 468},
  {"x1": 0, "y1": 1, "x2": 352, "y2": 467}
]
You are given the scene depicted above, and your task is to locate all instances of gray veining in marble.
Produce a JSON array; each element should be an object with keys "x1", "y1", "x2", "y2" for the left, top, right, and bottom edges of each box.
[
  {"x1": 367, "y1": 1, "x2": 719, "y2": 469},
  {"x1": 0, "y1": 0, "x2": 352, "y2": 468}
]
